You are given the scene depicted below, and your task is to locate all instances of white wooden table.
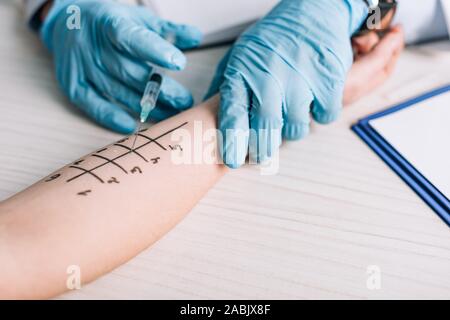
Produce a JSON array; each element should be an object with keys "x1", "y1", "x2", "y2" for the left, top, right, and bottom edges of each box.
[{"x1": 1, "y1": 1, "x2": 449, "y2": 299}]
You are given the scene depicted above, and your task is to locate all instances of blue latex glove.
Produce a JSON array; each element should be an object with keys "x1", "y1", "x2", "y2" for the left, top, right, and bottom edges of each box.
[
  {"x1": 41, "y1": 0, "x2": 202, "y2": 134},
  {"x1": 206, "y1": 0, "x2": 368, "y2": 168}
]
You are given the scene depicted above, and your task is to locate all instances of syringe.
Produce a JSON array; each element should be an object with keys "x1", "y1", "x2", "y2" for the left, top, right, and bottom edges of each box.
[{"x1": 131, "y1": 72, "x2": 163, "y2": 150}]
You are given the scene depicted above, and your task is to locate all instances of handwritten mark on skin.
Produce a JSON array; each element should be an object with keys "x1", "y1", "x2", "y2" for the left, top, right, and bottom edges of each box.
[
  {"x1": 169, "y1": 144, "x2": 183, "y2": 152},
  {"x1": 131, "y1": 166, "x2": 142, "y2": 174},
  {"x1": 107, "y1": 177, "x2": 120, "y2": 184}
]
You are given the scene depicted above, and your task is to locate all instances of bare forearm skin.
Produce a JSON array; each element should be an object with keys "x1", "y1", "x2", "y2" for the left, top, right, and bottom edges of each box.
[{"x1": 0, "y1": 97, "x2": 227, "y2": 299}]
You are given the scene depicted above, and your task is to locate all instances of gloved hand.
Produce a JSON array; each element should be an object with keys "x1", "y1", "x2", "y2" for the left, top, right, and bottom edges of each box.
[
  {"x1": 206, "y1": 0, "x2": 368, "y2": 168},
  {"x1": 41, "y1": 0, "x2": 202, "y2": 134}
]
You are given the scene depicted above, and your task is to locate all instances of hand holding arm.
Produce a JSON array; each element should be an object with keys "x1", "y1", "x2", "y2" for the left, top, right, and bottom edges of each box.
[{"x1": 206, "y1": 0, "x2": 368, "y2": 168}]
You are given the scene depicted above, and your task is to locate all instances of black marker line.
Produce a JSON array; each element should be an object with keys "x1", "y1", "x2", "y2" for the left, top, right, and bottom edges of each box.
[
  {"x1": 137, "y1": 133, "x2": 167, "y2": 150},
  {"x1": 92, "y1": 154, "x2": 128, "y2": 174},
  {"x1": 45, "y1": 173, "x2": 61, "y2": 182},
  {"x1": 66, "y1": 122, "x2": 188, "y2": 183},
  {"x1": 134, "y1": 122, "x2": 188, "y2": 152},
  {"x1": 68, "y1": 166, "x2": 105, "y2": 183},
  {"x1": 96, "y1": 148, "x2": 108, "y2": 154},
  {"x1": 114, "y1": 144, "x2": 148, "y2": 162}
]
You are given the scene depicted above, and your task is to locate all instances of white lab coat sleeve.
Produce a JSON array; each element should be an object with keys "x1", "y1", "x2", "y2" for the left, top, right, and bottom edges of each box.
[
  {"x1": 24, "y1": 0, "x2": 49, "y2": 30},
  {"x1": 394, "y1": 0, "x2": 449, "y2": 44}
]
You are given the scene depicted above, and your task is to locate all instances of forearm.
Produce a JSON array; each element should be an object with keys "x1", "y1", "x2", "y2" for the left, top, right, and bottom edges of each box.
[{"x1": 0, "y1": 97, "x2": 227, "y2": 299}]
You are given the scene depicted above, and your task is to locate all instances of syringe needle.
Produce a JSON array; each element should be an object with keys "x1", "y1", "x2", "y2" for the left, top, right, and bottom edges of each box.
[
  {"x1": 131, "y1": 72, "x2": 163, "y2": 151},
  {"x1": 131, "y1": 122, "x2": 142, "y2": 150}
]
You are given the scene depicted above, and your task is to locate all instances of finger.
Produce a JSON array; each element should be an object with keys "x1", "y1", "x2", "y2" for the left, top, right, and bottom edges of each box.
[
  {"x1": 352, "y1": 31, "x2": 380, "y2": 56},
  {"x1": 356, "y1": 27, "x2": 404, "y2": 80},
  {"x1": 85, "y1": 65, "x2": 141, "y2": 113},
  {"x1": 249, "y1": 75, "x2": 283, "y2": 164},
  {"x1": 344, "y1": 27, "x2": 404, "y2": 105},
  {"x1": 135, "y1": 8, "x2": 202, "y2": 49},
  {"x1": 311, "y1": 48, "x2": 351, "y2": 124},
  {"x1": 107, "y1": 17, "x2": 186, "y2": 70},
  {"x1": 204, "y1": 48, "x2": 232, "y2": 101},
  {"x1": 148, "y1": 106, "x2": 179, "y2": 123},
  {"x1": 158, "y1": 76, "x2": 194, "y2": 111},
  {"x1": 219, "y1": 71, "x2": 251, "y2": 169},
  {"x1": 71, "y1": 83, "x2": 136, "y2": 134},
  {"x1": 362, "y1": 29, "x2": 404, "y2": 89},
  {"x1": 102, "y1": 50, "x2": 153, "y2": 93},
  {"x1": 159, "y1": 21, "x2": 203, "y2": 50},
  {"x1": 311, "y1": 79, "x2": 345, "y2": 125},
  {"x1": 102, "y1": 52, "x2": 193, "y2": 111},
  {"x1": 283, "y1": 77, "x2": 314, "y2": 141},
  {"x1": 147, "y1": 93, "x2": 194, "y2": 122},
  {"x1": 56, "y1": 53, "x2": 135, "y2": 133},
  {"x1": 384, "y1": 45, "x2": 403, "y2": 74},
  {"x1": 369, "y1": 27, "x2": 405, "y2": 70}
]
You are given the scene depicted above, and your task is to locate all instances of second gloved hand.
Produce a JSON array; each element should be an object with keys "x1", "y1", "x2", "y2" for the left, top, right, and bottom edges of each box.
[
  {"x1": 41, "y1": 0, "x2": 202, "y2": 134},
  {"x1": 206, "y1": 0, "x2": 368, "y2": 168}
]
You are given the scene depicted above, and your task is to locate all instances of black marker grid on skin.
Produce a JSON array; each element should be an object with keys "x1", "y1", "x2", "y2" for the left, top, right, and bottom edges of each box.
[
  {"x1": 113, "y1": 143, "x2": 149, "y2": 163},
  {"x1": 47, "y1": 122, "x2": 189, "y2": 188}
]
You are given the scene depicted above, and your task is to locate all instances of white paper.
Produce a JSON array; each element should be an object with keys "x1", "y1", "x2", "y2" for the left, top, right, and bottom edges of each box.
[
  {"x1": 148, "y1": 0, "x2": 279, "y2": 45},
  {"x1": 369, "y1": 91, "x2": 450, "y2": 199}
]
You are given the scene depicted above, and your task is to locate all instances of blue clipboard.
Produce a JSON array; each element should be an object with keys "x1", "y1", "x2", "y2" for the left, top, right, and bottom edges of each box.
[{"x1": 352, "y1": 85, "x2": 450, "y2": 227}]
